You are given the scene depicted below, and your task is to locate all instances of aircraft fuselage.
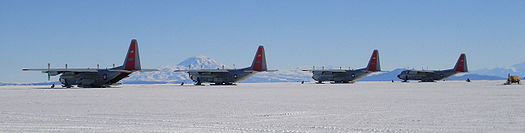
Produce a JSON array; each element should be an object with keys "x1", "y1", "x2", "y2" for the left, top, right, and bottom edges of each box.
[
  {"x1": 188, "y1": 68, "x2": 256, "y2": 85},
  {"x1": 59, "y1": 68, "x2": 130, "y2": 88},
  {"x1": 312, "y1": 68, "x2": 371, "y2": 83},
  {"x1": 397, "y1": 69, "x2": 456, "y2": 82}
]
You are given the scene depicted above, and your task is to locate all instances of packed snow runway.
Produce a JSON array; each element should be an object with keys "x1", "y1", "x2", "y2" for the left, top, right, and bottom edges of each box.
[{"x1": 1, "y1": 81, "x2": 524, "y2": 132}]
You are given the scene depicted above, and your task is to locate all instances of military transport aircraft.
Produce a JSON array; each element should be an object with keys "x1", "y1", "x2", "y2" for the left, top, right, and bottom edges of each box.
[
  {"x1": 23, "y1": 39, "x2": 158, "y2": 88},
  {"x1": 303, "y1": 50, "x2": 381, "y2": 84},
  {"x1": 174, "y1": 45, "x2": 276, "y2": 85},
  {"x1": 397, "y1": 53, "x2": 468, "y2": 82}
]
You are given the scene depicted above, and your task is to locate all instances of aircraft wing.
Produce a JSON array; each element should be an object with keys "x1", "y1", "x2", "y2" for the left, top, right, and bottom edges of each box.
[
  {"x1": 22, "y1": 68, "x2": 137, "y2": 73},
  {"x1": 174, "y1": 69, "x2": 230, "y2": 73},
  {"x1": 243, "y1": 70, "x2": 279, "y2": 72},
  {"x1": 302, "y1": 69, "x2": 347, "y2": 73},
  {"x1": 23, "y1": 68, "x2": 99, "y2": 73}
]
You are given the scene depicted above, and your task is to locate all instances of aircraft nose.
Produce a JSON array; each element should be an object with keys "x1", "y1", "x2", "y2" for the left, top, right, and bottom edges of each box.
[{"x1": 397, "y1": 75, "x2": 400, "y2": 78}]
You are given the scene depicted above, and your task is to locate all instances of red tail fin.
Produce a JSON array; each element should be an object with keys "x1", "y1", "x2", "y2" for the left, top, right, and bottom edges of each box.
[
  {"x1": 123, "y1": 39, "x2": 141, "y2": 71},
  {"x1": 250, "y1": 45, "x2": 267, "y2": 71},
  {"x1": 366, "y1": 50, "x2": 380, "y2": 72},
  {"x1": 454, "y1": 54, "x2": 467, "y2": 72}
]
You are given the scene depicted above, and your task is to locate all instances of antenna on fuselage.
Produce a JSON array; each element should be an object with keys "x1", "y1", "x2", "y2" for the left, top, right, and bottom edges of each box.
[
  {"x1": 340, "y1": 67, "x2": 342, "y2": 70},
  {"x1": 97, "y1": 64, "x2": 100, "y2": 69},
  {"x1": 188, "y1": 65, "x2": 191, "y2": 70},
  {"x1": 65, "y1": 64, "x2": 68, "y2": 70},
  {"x1": 200, "y1": 65, "x2": 203, "y2": 70},
  {"x1": 113, "y1": 64, "x2": 115, "y2": 68},
  {"x1": 322, "y1": 66, "x2": 325, "y2": 70},
  {"x1": 233, "y1": 64, "x2": 236, "y2": 70},
  {"x1": 222, "y1": 65, "x2": 225, "y2": 69},
  {"x1": 313, "y1": 66, "x2": 315, "y2": 70},
  {"x1": 47, "y1": 63, "x2": 50, "y2": 81}
]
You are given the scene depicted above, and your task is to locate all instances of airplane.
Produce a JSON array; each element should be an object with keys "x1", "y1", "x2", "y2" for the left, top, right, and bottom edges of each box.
[
  {"x1": 23, "y1": 39, "x2": 158, "y2": 88},
  {"x1": 302, "y1": 50, "x2": 381, "y2": 84},
  {"x1": 397, "y1": 53, "x2": 468, "y2": 82},
  {"x1": 174, "y1": 45, "x2": 277, "y2": 85}
]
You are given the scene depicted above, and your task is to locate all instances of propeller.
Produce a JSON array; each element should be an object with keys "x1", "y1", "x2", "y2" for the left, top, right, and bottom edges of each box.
[{"x1": 47, "y1": 63, "x2": 50, "y2": 81}]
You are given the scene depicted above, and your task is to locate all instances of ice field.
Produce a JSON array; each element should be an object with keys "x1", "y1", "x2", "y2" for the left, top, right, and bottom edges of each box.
[{"x1": 1, "y1": 81, "x2": 525, "y2": 132}]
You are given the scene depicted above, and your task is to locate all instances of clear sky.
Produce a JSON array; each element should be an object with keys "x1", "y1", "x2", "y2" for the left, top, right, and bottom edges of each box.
[{"x1": 1, "y1": 0, "x2": 525, "y2": 83}]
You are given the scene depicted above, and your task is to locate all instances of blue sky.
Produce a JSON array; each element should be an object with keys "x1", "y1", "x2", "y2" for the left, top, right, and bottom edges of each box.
[{"x1": 1, "y1": 0, "x2": 524, "y2": 83}]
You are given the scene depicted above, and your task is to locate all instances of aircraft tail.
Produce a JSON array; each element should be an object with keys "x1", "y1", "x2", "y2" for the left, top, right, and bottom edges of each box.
[
  {"x1": 122, "y1": 39, "x2": 141, "y2": 71},
  {"x1": 366, "y1": 50, "x2": 380, "y2": 72},
  {"x1": 453, "y1": 53, "x2": 467, "y2": 72},
  {"x1": 249, "y1": 45, "x2": 267, "y2": 71}
]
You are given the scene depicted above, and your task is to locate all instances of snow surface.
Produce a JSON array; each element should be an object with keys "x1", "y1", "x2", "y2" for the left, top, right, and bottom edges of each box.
[{"x1": 1, "y1": 81, "x2": 525, "y2": 132}]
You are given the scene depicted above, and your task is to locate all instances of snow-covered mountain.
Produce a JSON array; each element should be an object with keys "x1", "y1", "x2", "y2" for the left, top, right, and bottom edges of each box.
[
  {"x1": 176, "y1": 56, "x2": 225, "y2": 69},
  {"x1": 471, "y1": 62, "x2": 525, "y2": 78},
  {"x1": 124, "y1": 56, "x2": 226, "y2": 83}
]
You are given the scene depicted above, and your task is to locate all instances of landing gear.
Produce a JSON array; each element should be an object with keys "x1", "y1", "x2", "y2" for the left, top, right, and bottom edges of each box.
[
  {"x1": 62, "y1": 84, "x2": 72, "y2": 88},
  {"x1": 195, "y1": 78, "x2": 202, "y2": 85},
  {"x1": 214, "y1": 82, "x2": 234, "y2": 85},
  {"x1": 420, "y1": 79, "x2": 435, "y2": 82},
  {"x1": 50, "y1": 84, "x2": 55, "y2": 88}
]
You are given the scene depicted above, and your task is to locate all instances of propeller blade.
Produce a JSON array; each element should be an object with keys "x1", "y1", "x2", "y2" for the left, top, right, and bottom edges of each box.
[{"x1": 48, "y1": 63, "x2": 50, "y2": 81}]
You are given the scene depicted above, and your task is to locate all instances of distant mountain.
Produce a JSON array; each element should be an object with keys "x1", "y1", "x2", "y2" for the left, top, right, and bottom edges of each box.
[
  {"x1": 177, "y1": 56, "x2": 225, "y2": 69},
  {"x1": 446, "y1": 74, "x2": 505, "y2": 80},
  {"x1": 471, "y1": 62, "x2": 525, "y2": 77},
  {"x1": 361, "y1": 69, "x2": 406, "y2": 81}
]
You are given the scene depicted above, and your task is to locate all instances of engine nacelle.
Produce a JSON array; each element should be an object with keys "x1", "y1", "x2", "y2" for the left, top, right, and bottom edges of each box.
[{"x1": 48, "y1": 71, "x2": 59, "y2": 76}]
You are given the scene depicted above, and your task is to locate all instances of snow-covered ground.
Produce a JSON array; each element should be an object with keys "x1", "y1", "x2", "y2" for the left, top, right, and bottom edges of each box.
[{"x1": 1, "y1": 81, "x2": 524, "y2": 132}]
